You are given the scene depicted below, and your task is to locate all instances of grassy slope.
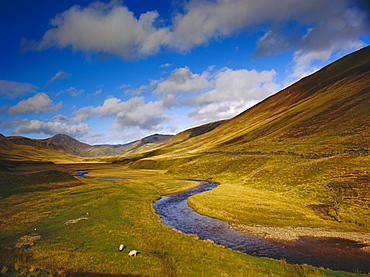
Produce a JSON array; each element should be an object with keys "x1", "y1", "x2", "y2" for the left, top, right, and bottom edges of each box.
[
  {"x1": 0, "y1": 170, "x2": 83, "y2": 197},
  {"x1": 0, "y1": 165, "x2": 360, "y2": 276},
  {"x1": 0, "y1": 136, "x2": 81, "y2": 163},
  {"x1": 158, "y1": 46, "x2": 370, "y2": 154},
  {"x1": 126, "y1": 47, "x2": 370, "y2": 232}
]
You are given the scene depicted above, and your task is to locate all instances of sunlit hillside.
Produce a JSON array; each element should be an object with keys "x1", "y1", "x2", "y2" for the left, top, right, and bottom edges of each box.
[
  {"x1": 0, "y1": 135, "x2": 81, "y2": 164},
  {"x1": 143, "y1": 46, "x2": 370, "y2": 155},
  {"x1": 124, "y1": 46, "x2": 370, "y2": 232}
]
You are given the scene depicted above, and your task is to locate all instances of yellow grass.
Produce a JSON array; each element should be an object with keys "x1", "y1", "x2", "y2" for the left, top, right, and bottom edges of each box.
[{"x1": 1, "y1": 164, "x2": 360, "y2": 276}]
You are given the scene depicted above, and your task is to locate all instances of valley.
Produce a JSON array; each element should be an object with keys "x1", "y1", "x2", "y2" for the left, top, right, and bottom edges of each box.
[{"x1": 0, "y1": 46, "x2": 369, "y2": 276}]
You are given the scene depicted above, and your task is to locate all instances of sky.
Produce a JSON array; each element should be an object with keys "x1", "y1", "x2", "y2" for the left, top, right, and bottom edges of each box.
[{"x1": 1, "y1": 0, "x2": 369, "y2": 145}]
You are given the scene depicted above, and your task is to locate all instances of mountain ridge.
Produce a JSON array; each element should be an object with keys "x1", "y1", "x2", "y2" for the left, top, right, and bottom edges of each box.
[
  {"x1": 148, "y1": 46, "x2": 370, "y2": 156},
  {"x1": 44, "y1": 133, "x2": 174, "y2": 157}
]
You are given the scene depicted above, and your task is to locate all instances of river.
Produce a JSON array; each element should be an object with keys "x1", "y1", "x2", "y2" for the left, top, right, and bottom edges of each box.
[{"x1": 74, "y1": 172, "x2": 370, "y2": 273}]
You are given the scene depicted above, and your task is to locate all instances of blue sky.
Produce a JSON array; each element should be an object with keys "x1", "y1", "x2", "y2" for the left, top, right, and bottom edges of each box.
[{"x1": 1, "y1": 0, "x2": 369, "y2": 144}]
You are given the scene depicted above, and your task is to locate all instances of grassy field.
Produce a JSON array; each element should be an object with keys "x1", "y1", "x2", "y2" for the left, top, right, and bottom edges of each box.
[
  {"x1": 130, "y1": 151, "x2": 370, "y2": 232},
  {"x1": 0, "y1": 163, "x2": 365, "y2": 276}
]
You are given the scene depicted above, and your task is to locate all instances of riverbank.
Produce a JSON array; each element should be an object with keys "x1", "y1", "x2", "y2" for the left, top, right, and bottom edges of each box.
[{"x1": 231, "y1": 223, "x2": 370, "y2": 252}]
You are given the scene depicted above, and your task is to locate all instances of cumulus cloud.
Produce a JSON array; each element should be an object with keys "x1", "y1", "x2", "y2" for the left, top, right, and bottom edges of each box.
[
  {"x1": 0, "y1": 80, "x2": 39, "y2": 99},
  {"x1": 127, "y1": 66, "x2": 280, "y2": 124},
  {"x1": 27, "y1": 1, "x2": 170, "y2": 59},
  {"x1": 45, "y1": 70, "x2": 70, "y2": 86},
  {"x1": 155, "y1": 66, "x2": 211, "y2": 94},
  {"x1": 52, "y1": 114, "x2": 71, "y2": 123},
  {"x1": 112, "y1": 99, "x2": 174, "y2": 131},
  {"x1": 7, "y1": 92, "x2": 63, "y2": 116},
  {"x1": 185, "y1": 67, "x2": 280, "y2": 123},
  {"x1": 25, "y1": 0, "x2": 369, "y2": 63},
  {"x1": 188, "y1": 99, "x2": 259, "y2": 123},
  {"x1": 254, "y1": 1, "x2": 369, "y2": 83},
  {"x1": 75, "y1": 94, "x2": 176, "y2": 131},
  {"x1": 9, "y1": 118, "x2": 90, "y2": 137}
]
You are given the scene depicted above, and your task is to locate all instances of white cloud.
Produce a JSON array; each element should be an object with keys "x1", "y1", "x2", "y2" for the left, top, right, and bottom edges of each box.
[
  {"x1": 160, "y1": 63, "x2": 172, "y2": 68},
  {"x1": 7, "y1": 92, "x2": 63, "y2": 116},
  {"x1": 254, "y1": 1, "x2": 369, "y2": 84},
  {"x1": 155, "y1": 66, "x2": 211, "y2": 94},
  {"x1": 112, "y1": 94, "x2": 175, "y2": 131},
  {"x1": 124, "y1": 80, "x2": 158, "y2": 95},
  {"x1": 125, "y1": 66, "x2": 280, "y2": 125},
  {"x1": 285, "y1": 40, "x2": 366, "y2": 86},
  {"x1": 188, "y1": 99, "x2": 259, "y2": 124},
  {"x1": 92, "y1": 89, "x2": 102, "y2": 96},
  {"x1": 27, "y1": 0, "x2": 369, "y2": 63},
  {"x1": 0, "y1": 80, "x2": 38, "y2": 99},
  {"x1": 29, "y1": 1, "x2": 171, "y2": 59},
  {"x1": 22, "y1": 0, "x2": 369, "y2": 94},
  {"x1": 8, "y1": 118, "x2": 90, "y2": 137},
  {"x1": 45, "y1": 70, "x2": 70, "y2": 86},
  {"x1": 52, "y1": 114, "x2": 70, "y2": 123},
  {"x1": 57, "y1": 87, "x2": 85, "y2": 97},
  {"x1": 185, "y1": 67, "x2": 280, "y2": 123},
  {"x1": 75, "y1": 94, "x2": 176, "y2": 131}
]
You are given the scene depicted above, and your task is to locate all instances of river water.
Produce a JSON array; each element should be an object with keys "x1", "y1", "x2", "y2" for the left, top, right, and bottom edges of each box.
[
  {"x1": 154, "y1": 181, "x2": 370, "y2": 274},
  {"x1": 73, "y1": 172, "x2": 370, "y2": 273}
]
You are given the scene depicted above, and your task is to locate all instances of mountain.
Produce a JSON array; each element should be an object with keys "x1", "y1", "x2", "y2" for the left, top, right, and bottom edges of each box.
[
  {"x1": 43, "y1": 134, "x2": 91, "y2": 155},
  {"x1": 0, "y1": 133, "x2": 173, "y2": 163},
  {"x1": 165, "y1": 120, "x2": 226, "y2": 145},
  {"x1": 0, "y1": 135, "x2": 79, "y2": 164},
  {"x1": 133, "y1": 46, "x2": 370, "y2": 158},
  {"x1": 44, "y1": 133, "x2": 173, "y2": 157},
  {"x1": 122, "y1": 134, "x2": 173, "y2": 154},
  {"x1": 124, "y1": 46, "x2": 370, "y2": 231}
]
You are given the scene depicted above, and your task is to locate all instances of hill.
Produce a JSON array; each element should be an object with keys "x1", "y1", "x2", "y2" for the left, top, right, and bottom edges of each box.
[
  {"x1": 0, "y1": 132, "x2": 173, "y2": 165},
  {"x1": 124, "y1": 46, "x2": 370, "y2": 231},
  {"x1": 164, "y1": 120, "x2": 226, "y2": 147},
  {"x1": 0, "y1": 135, "x2": 81, "y2": 169},
  {"x1": 143, "y1": 46, "x2": 369, "y2": 156},
  {"x1": 44, "y1": 133, "x2": 172, "y2": 157}
]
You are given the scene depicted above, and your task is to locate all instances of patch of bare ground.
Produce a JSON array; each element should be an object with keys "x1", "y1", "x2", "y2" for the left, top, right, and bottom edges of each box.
[
  {"x1": 64, "y1": 217, "x2": 89, "y2": 225},
  {"x1": 231, "y1": 223, "x2": 370, "y2": 253},
  {"x1": 15, "y1": 233, "x2": 41, "y2": 248}
]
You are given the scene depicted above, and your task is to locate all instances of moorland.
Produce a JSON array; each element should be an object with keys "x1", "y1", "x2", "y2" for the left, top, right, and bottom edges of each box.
[{"x1": 0, "y1": 46, "x2": 369, "y2": 276}]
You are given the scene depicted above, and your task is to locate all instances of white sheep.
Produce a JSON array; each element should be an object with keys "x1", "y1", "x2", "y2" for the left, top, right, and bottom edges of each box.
[
  {"x1": 119, "y1": 244, "x2": 125, "y2": 251},
  {"x1": 128, "y1": 250, "x2": 138, "y2": 257}
]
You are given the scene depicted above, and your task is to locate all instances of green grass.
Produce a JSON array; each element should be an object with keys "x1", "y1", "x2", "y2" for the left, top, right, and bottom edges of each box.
[
  {"x1": 0, "y1": 165, "x2": 362, "y2": 276},
  {"x1": 0, "y1": 170, "x2": 83, "y2": 198}
]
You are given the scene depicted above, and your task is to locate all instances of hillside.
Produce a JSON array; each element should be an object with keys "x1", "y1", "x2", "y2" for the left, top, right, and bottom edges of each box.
[
  {"x1": 0, "y1": 132, "x2": 173, "y2": 165},
  {"x1": 206, "y1": 47, "x2": 370, "y2": 154},
  {"x1": 0, "y1": 135, "x2": 80, "y2": 165},
  {"x1": 44, "y1": 133, "x2": 172, "y2": 157},
  {"x1": 124, "y1": 46, "x2": 370, "y2": 231},
  {"x1": 123, "y1": 133, "x2": 173, "y2": 154},
  {"x1": 164, "y1": 120, "x2": 226, "y2": 147},
  {"x1": 147, "y1": 46, "x2": 370, "y2": 155}
]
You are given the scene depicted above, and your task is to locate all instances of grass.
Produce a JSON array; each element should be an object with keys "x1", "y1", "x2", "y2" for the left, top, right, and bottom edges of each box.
[
  {"x1": 132, "y1": 151, "x2": 370, "y2": 232},
  {"x1": 0, "y1": 170, "x2": 83, "y2": 197},
  {"x1": 0, "y1": 164, "x2": 363, "y2": 276}
]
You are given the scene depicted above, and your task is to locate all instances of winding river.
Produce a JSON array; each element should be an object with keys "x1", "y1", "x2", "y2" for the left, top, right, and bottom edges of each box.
[{"x1": 74, "y1": 172, "x2": 370, "y2": 273}]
